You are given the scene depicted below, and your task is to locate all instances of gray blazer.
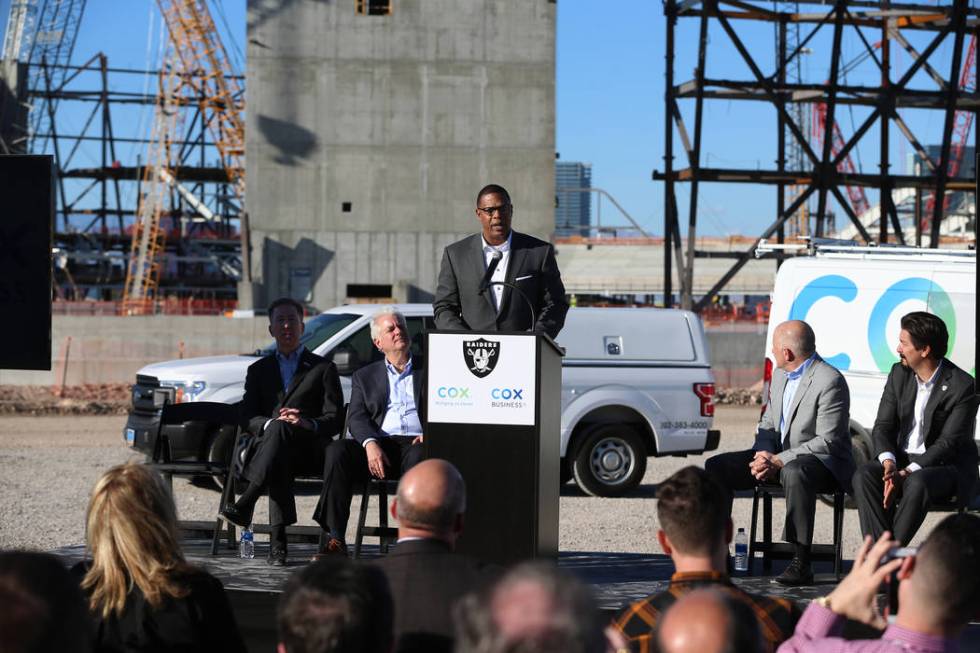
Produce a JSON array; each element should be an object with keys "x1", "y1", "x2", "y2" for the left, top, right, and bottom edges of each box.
[
  {"x1": 433, "y1": 231, "x2": 568, "y2": 339},
  {"x1": 759, "y1": 355, "x2": 855, "y2": 491}
]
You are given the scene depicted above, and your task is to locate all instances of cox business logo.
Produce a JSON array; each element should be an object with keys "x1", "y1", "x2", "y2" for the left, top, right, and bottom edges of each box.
[
  {"x1": 437, "y1": 386, "x2": 470, "y2": 399},
  {"x1": 491, "y1": 387, "x2": 526, "y2": 408},
  {"x1": 788, "y1": 275, "x2": 958, "y2": 373}
]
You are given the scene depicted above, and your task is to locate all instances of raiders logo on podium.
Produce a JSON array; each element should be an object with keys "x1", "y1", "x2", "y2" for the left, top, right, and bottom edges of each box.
[{"x1": 463, "y1": 339, "x2": 499, "y2": 378}]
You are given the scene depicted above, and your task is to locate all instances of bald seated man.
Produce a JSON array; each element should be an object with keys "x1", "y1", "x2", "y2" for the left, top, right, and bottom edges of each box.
[
  {"x1": 705, "y1": 320, "x2": 854, "y2": 586},
  {"x1": 658, "y1": 590, "x2": 762, "y2": 653},
  {"x1": 372, "y1": 459, "x2": 497, "y2": 653}
]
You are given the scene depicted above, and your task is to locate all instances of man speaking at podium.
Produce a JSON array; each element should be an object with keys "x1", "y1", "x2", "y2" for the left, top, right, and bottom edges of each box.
[{"x1": 433, "y1": 184, "x2": 568, "y2": 339}]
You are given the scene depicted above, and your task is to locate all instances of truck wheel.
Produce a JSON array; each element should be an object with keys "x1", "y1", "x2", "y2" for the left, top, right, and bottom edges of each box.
[
  {"x1": 559, "y1": 457, "x2": 573, "y2": 485},
  {"x1": 192, "y1": 426, "x2": 236, "y2": 492},
  {"x1": 572, "y1": 425, "x2": 647, "y2": 497}
]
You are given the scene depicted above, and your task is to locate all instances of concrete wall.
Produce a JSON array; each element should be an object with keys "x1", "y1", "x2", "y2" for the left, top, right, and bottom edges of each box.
[
  {"x1": 0, "y1": 316, "x2": 271, "y2": 386},
  {"x1": 246, "y1": 0, "x2": 557, "y2": 310},
  {"x1": 706, "y1": 324, "x2": 767, "y2": 388},
  {"x1": 0, "y1": 316, "x2": 766, "y2": 388}
]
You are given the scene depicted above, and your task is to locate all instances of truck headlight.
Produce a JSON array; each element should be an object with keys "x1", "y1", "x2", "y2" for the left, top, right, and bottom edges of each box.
[{"x1": 160, "y1": 381, "x2": 207, "y2": 403}]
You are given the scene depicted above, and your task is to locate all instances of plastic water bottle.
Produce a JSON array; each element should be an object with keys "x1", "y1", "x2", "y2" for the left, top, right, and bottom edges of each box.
[
  {"x1": 733, "y1": 528, "x2": 749, "y2": 572},
  {"x1": 239, "y1": 527, "x2": 254, "y2": 559}
]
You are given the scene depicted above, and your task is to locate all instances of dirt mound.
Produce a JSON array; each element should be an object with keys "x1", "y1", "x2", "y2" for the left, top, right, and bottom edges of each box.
[{"x1": 0, "y1": 385, "x2": 130, "y2": 416}]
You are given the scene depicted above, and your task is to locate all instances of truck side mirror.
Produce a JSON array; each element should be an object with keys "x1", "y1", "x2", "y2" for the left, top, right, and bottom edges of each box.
[{"x1": 331, "y1": 348, "x2": 360, "y2": 376}]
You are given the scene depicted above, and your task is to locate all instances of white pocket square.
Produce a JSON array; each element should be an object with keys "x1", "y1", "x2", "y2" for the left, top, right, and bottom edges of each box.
[{"x1": 515, "y1": 274, "x2": 534, "y2": 281}]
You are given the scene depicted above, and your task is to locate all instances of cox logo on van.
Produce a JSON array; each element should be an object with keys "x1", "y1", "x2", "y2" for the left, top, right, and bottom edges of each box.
[
  {"x1": 437, "y1": 386, "x2": 470, "y2": 399},
  {"x1": 491, "y1": 388, "x2": 524, "y2": 400},
  {"x1": 788, "y1": 275, "x2": 957, "y2": 372}
]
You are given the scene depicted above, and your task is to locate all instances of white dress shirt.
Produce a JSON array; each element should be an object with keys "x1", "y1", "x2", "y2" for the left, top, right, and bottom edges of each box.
[
  {"x1": 878, "y1": 362, "x2": 942, "y2": 473},
  {"x1": 482, "y1": 232, "x2": 512, "y2": 312}
]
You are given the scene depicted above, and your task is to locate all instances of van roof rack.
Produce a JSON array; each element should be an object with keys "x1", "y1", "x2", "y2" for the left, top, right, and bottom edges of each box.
[{"x1": 755, "y1": 237, "x2": 976, "y2": 261}]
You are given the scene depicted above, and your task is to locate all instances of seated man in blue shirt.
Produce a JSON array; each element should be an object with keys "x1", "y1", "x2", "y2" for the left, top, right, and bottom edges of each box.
[{"x1": 313, "y1": 307, "x2": 425, "y2": 557}]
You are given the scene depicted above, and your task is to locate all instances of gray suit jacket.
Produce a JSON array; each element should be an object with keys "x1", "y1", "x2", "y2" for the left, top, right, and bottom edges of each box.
[
  {"x1": 433, "y1": 231, "x2": 568, "y2": 339},
  {"x1": 759, "y1": 355, "x2": 855, "y2": 491}
]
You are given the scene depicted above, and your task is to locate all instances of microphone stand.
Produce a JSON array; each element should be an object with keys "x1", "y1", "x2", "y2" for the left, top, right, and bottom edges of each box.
[{"x1": 483, "y1": 280, "x2": 538, "y2": 331}]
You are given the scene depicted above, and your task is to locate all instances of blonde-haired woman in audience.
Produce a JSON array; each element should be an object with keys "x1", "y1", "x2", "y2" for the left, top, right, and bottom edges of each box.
[{"x1": 73, "y1": 462, "x2": 247, "y2": 652}]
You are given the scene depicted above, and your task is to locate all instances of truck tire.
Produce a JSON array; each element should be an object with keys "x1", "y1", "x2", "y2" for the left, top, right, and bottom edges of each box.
[
  {"x1": 572, "y1": 425, "x2": 647, "y2": 497},
  {"x1": 192, "y1": 425, "x2": 236, "y2": 491},
  {"x1": 559, "y1": 457, "x2": 573, "y2": 485}
]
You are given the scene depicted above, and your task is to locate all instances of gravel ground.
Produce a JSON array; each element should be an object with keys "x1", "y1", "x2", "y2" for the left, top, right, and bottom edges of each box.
[{"x1": 0, "y1": 407, "x2": 950, "y2": 555}]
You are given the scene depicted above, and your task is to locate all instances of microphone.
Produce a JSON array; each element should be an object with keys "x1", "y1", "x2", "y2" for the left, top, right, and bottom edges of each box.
[{"x1": 479, "y1": 250, "x2": 502, "y2": 293}]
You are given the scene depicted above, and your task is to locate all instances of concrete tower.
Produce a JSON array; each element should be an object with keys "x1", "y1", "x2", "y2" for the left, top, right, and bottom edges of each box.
[{"x1": 245, "y1": 0, "x2": 556, "y2": 309}]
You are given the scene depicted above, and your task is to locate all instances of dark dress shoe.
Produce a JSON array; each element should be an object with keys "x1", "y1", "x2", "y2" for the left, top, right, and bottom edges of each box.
[
  {"x1": 267, "y1": 545, "x2": 287, "y2": 566},
  {"x1": 311, "y1": 537, "x2": 348, "y2": 561},
  {"x1": 220, "y1": 503, "x2": 252, "y2": 528},
  {"x1": 774, "y1": 557, "x2": 814, "y2": 586}
]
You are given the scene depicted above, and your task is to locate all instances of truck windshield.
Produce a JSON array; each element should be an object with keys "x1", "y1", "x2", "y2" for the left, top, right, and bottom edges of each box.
[{"x1": 254, "y1": 313, "x2": 360, "y2": 356}]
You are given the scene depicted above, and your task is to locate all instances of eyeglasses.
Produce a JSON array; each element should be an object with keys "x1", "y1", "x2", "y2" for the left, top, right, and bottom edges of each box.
[{"x1": 477, "y1": 204, "x2": 510, "y2": 217}]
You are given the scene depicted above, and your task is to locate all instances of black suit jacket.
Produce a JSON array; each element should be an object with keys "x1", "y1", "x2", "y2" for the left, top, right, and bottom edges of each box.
[
  {"x1": 433, "y1": 231, "x2": 569, "y2": 339},
  {"x1": 240, "y1": 349, "x2": 343, "y2": 438},
  {"x1": 872, "y1": 359, "x2": 979, "y2": 503},
  {"x1": 347, "y1": 356, "x2": 425, "y2": 444},
  {"x1": 373, "y1": 538, "x2": 498, "y2": 653}
]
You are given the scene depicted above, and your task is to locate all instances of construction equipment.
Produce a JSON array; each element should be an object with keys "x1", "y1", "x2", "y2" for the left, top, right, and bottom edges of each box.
[
  {"x1": 122, "y1": 0, "x2": 245, "y2": 315},
  {"x1": 0, "y1": 0, "x2": 87, "y2": 153},
  {"x1": 922, "y1": 34, "x2": 977, "y2": 231}
]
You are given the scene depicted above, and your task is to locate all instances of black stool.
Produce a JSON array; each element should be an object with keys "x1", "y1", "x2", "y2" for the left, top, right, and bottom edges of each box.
[
  {"x1": 747, "y1": 482, "x2": 845, "y2": 580},
  {"x1": 353, "y1": 479, "x2": 399, "y2": 559}
]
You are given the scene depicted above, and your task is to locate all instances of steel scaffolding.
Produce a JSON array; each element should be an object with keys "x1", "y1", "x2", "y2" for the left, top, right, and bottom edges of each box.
[{"x1": 659, "y1": 0, "x2": 979, "y2": 310}]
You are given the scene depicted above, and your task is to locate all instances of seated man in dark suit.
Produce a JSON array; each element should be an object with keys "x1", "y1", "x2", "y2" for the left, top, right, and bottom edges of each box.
[
  {"x1": 221, "y1": 297, "x2": 343, "y2": 565},
  {"x1": 313, "y1": 307, "x2": 426, "y2": 556},
  {"x1": 374, "y1": 459, "x2": 497, "y2": 653},
  {"x1": 853, "y1": 311, "x2": 979, "y2": 545}
]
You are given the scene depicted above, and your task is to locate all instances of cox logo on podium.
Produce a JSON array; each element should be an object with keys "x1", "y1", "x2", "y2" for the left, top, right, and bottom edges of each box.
[
  {"x1": 427, "y1": 333, "x2": 536, "y2": 425},
  {"x1": 464, "y1": 339, "x2": 499, "y2": 377}
]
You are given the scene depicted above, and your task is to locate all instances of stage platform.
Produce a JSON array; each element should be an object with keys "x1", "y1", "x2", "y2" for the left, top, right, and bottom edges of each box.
[
  {"x1": 54, "y1": 538, "x2": 850, "y2": 652},
  {"x1": 55, "y1": 538, "x2": 980, "y2": 653}
]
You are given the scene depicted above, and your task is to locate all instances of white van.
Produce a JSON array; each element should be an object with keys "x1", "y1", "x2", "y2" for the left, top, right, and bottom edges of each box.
[
  {"x1": 125, "y1": 304, "x2": 720, "y2": 497},
  {"x1": 759, "y1": 241, "x2": 977, "y2": 478}
]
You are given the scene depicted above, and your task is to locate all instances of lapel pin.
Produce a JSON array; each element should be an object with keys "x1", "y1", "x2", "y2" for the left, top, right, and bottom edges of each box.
[{"x1": 941, "y1": 384, "x2": 947, "y2": 391}]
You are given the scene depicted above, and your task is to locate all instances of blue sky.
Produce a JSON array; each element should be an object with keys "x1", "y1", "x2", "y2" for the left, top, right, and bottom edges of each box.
[{"x1": 2, "y1": 0, "x2": 969, "y2": 237}]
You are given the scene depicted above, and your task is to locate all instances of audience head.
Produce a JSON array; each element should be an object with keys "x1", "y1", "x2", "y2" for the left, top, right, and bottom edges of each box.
[
  {"x1": 0, "y1": 551, "x2": 92, "y2": 653},
  {"x1": 278, "y1": 557, "x2": 394, "y2": 653},
  {"x1": 657, "y1": 589, "x2": 762, "y2": 653},
  {"x1": 771, "y1": 320, "x2": 816, "y2": 371},
  {"x1": 899, "y1": 513, "x2": 980, "y2": 631},
  {"x1": 82, "y1": 462, "x2": 190, "y2": 618},
  {"x1": 393, "y1": 458, "x2": 466, "y2": 545},
  {"x1": 899, "y1": 311, "x2": 948, "y2": 363},
  {"x1": 267, "y1": 297, "x2": 305, "y2": 354},
  {"x1": 454, "y1": 561, "x2": 606, "y2": 653},
  {"x1": 656, "y1": 466, "x2": 731, "y2": 562}
]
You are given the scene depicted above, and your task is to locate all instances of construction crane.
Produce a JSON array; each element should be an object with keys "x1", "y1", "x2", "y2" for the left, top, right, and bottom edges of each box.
[
  {"x1": 922, "y1": 34, "x2": 977, "y2": 232},
  {"x1": 122, "y1": 0, "x2": 245, "y2": 315},
  {"x1": 0, "y1": 0, "x2": 87, "y2": 153},
  {"x1": 812, "y1": 101, "x2": 872, "y2": 220}
]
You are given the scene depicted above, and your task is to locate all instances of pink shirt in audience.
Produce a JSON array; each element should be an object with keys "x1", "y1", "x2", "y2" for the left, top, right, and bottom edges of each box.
[{"x1": 777, "y1": 603, "x2": 959, "y2": 653}]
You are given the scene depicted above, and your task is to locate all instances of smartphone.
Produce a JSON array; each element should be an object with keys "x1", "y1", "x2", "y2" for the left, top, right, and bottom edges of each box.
[
  {"x1": 883, "y1": 547, "x2": 916, "y2": 614},
  {"x1": 881, "y1": 546, "x2": 917, "y2": 564}
]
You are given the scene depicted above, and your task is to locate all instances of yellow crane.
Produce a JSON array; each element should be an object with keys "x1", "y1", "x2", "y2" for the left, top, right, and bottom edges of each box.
[{"x1": 122, "y1": 0, "x2": 244, "y2": 315}]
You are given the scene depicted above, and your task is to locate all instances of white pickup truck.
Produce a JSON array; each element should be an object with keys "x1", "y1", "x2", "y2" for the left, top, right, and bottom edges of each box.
[{"x1": 124, "y1": 304, "x2": 720, "y2": 496}]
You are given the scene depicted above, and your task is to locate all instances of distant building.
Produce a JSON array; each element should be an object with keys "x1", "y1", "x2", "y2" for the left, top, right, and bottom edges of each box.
[{"x1": 555, "y1": 161, "x2": 592, "y2": 237}]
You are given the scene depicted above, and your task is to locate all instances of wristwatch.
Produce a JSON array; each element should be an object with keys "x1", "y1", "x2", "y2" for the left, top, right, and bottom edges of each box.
[{"x1": 814, "y1": 596, "x2": 833, "y2": 611}]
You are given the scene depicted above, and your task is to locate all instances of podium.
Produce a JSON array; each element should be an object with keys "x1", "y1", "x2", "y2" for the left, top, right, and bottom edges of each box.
[{"x1": 425, "y1": 330, "x2": 562, "y2": 565}]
